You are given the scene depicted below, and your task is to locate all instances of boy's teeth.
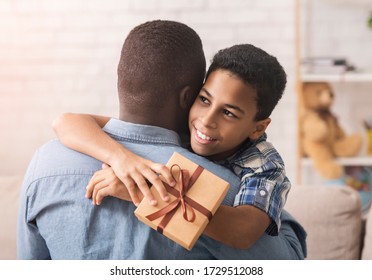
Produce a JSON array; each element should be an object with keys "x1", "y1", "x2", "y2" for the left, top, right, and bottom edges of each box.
[{"x1": 197, "y1": 130, "x2": 213, "y2": 141}]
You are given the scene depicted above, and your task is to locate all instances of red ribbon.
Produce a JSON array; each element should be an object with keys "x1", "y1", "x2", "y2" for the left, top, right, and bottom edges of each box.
[{"x1": 145, "y1": 164, "x2": 213, "y2": 234}]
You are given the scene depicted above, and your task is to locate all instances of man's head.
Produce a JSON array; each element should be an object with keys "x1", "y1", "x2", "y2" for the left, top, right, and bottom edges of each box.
[
  {"x1": 117, "y1": 20, "x2": 206, "y2": 133},
  {"x1": 188, "y1": 44, "x2": 287, "y2": 160}
]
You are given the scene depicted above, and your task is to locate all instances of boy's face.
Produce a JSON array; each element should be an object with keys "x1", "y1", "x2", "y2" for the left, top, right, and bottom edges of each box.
[{"x1": 188, "y1": 69, "x2": 270, "y2": 160}]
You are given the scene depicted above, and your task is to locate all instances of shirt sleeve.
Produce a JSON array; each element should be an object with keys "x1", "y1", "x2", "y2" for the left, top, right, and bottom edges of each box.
[{"x1": 233, "y1": 160, "x2": 291, "y2": 235}]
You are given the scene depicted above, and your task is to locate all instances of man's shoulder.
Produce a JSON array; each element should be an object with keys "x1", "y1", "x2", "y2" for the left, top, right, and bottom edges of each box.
[
  {"x1": 24, "y1": 139, "x2": 101, "y2": 182},
  {"x1": 38, "y1": 139, "x2": 100, "y2": 164}
]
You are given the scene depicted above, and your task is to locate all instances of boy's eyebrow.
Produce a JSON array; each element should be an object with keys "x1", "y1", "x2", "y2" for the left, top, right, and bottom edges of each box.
[{"x1": 201, "y1": 87, "x2": 245, "y2": 115}]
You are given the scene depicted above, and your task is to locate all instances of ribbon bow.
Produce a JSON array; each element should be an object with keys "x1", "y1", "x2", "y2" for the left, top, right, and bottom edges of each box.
[{"x1": 145, "y1": 164, "x2": 212, "y2": 234}]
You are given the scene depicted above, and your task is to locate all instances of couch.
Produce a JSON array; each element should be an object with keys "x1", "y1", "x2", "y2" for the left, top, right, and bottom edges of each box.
[
  {"x1": 286, "y1": 184, "x2": 371, "y2": 259},
  {"x1": 1, "y1": 176, "x2": 371, "y2": 259}
]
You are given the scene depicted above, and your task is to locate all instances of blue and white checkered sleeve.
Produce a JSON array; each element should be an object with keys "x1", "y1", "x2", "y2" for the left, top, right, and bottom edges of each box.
[{"x1": 233, "y1": 161, "x2": 291, "y2": 235}]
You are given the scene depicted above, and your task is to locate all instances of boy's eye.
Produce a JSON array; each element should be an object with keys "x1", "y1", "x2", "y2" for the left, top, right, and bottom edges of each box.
[
  {"x1": 223, "y1": 109, "x2": 236, "y2": 118},
  {"x1": 199, "y1": 96, "x2": 210, "y2": 104}
]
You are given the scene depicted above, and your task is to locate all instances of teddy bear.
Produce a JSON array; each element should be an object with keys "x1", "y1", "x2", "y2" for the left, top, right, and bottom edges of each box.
[{"x1": 301, "y1": 82, "x2": 362, "y2": 179}]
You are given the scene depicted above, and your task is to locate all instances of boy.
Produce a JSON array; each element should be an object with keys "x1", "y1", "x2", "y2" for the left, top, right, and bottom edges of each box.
[{"x1": 54, "y1": 44, "x2": 290, "y2": 248}]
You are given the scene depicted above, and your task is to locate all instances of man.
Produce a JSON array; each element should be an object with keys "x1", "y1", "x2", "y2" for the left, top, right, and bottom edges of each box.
[{"x1": 17, "y1": 20, "x2": 306, "y2": 259}]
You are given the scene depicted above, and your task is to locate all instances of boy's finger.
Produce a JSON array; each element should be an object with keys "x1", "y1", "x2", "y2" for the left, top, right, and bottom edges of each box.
[
  {"x1": 95, "y1": 188, "x2": 110, "y2": 206},
  {"x1": 121, "y1": 177, "x2": 142, "y2": 207},
  {"x1": 151, "y1": 163, "x2": 176, "y2": 186},
  {"x1": 91, "y1": 180, "x2": 108, "y2": 205},
  {"x1": 142, "y1": 169, "x2": 170, "y2": 202},
  {"x1": 86, "y1": 174, "x2": 103, "y2": 198},
  {"x1": 128, "y1": 172, "x2": 157, "y2": 206}
]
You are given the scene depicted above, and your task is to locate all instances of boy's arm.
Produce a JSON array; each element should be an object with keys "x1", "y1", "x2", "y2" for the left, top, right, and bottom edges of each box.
[
  {"x1": 52, "y1": 113, "x2": 175, "y2": 206},
  {"x1": 203, "y1": 205, "x2": 271, "y2": 249},
  {"x1": 205, "y1": 145, "x2": 290, "y2": 249},
  {"x1": 52, "y1": 113, "x2": 112, "y2": 162}
]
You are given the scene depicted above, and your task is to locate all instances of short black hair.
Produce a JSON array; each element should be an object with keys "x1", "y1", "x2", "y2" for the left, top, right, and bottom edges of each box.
[
  {"x1": 206, "y1": 44, "x2": 287, "y2": 121},
  {"x1": 117, "y1": 20, "x2": 206, "y2": 112}
]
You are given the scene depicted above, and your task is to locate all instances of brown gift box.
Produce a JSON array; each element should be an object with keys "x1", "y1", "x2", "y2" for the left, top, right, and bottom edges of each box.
[{"x1": 134, "y1": 152, "x2": 230, "y2": 250}]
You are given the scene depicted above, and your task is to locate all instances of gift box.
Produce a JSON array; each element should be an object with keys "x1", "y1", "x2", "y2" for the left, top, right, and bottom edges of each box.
[{"x1": 134, "y1": 152, "x2": 230, "y2": 250}]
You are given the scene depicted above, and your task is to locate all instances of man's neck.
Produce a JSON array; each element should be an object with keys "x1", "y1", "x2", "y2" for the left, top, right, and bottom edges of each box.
[{"x1": 119, "y1": 109, "x2": 182, "y2": 134}]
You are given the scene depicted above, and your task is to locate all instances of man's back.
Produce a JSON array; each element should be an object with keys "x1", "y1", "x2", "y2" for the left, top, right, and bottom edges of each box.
[
  {"x1": 17, "y1": 119, "x2": 241, "y2": 259},
  {"x1": 17, "y1": 119, "x2": 305, "y2": 259}
]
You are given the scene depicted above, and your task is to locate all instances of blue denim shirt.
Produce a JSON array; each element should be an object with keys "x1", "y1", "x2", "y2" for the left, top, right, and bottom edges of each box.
[{"x1": 17, "y1": 119, "x2": 306, "y2": 259}]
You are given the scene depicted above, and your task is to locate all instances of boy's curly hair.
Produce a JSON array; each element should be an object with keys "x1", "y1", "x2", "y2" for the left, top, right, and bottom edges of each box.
[{"x1": 206, "y1": 44, "x2": 287, "y2": 121}]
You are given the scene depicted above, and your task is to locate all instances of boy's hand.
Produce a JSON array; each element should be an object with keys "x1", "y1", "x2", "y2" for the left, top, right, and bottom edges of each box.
[
  {"x1": 108, "y1": 149, "x2": 175, "y2": 206},
  {"x1": 85, "y1": 164, "x2": 136, "y2": 205}
]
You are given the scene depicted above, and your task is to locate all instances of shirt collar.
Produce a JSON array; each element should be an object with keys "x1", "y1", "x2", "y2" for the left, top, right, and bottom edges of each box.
[
  {"x1": 102, "y1": 118, "x2": 182, "y2": 146},
  {"x1": 215, "y1": 133, "x2": 267, "y2": 167}
]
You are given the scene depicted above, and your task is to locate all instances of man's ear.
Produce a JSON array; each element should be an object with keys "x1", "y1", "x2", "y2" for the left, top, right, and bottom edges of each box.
[
  {"x1": 179, "y1": 86, "x2": 194, "y2": 110},
  {"x1": 250, "y1": 118, "x2": 271, "y2": 140}
]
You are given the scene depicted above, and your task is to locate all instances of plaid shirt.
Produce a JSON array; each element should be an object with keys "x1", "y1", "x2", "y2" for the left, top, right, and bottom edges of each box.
[{"x1": 217, "y1": 133, "x2": 291, "y2": 235}]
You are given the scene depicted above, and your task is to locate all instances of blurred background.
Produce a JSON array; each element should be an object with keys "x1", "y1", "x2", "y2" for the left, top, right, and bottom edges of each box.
[{"x1": 1, "y1": 0, "x2": 372, "y2": 184}]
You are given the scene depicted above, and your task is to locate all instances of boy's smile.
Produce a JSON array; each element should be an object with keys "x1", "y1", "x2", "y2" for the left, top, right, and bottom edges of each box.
[{"x1": 189, "y1": 69, "x2": 270, "y2": 161}]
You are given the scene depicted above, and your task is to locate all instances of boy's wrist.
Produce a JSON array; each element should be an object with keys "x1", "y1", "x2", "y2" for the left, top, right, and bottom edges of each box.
[{"x1": 106, "y1": 144, "x2": 128, "y2": 167}]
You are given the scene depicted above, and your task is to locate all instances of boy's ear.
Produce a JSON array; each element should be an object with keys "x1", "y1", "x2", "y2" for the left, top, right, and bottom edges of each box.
[
  {"x1": 179, "y1": 86, "x2": 194, "y2": 110},
  {"x1": 250, "y1": 118, "x2": 271, "y2": 140}
]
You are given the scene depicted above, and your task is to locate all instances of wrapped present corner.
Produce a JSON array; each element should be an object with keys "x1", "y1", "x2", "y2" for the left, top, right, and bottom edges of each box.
[{"x1": 134, "y1": 152, "x2": 230, "y2": 250}]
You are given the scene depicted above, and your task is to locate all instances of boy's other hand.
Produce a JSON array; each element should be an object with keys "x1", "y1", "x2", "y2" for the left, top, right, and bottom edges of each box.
[
  {"x1": 108, "y1": 149, "x2": 175, "y2": 206},
  {"x1": 85, "y1": 165, "x2": 134, "y2": 205}
]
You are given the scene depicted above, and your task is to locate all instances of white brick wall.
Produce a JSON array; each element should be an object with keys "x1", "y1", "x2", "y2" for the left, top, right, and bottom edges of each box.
[
  {"x1": 4, "y1": 0, "x2": 370, "y2": 184},
  {"x1": 302, "y1": 0, "x2": 372, "y2": 71}
]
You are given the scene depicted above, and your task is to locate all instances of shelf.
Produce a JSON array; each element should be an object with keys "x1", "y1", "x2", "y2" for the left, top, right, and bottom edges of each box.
[
  {"x1": 302, "y1": 156, "x2": 372, "y2": 167},
  {"x1": 295, "y1": 0, "x2": 372, "y2": 184},
  {"x1": 301, "y1": 72, "x2": 372, "y2": 83}
]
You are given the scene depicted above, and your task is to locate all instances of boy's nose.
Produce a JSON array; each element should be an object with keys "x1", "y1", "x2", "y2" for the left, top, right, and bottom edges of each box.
[{"x1": 201, "y1": 112, "x2": 217, "y2": 129}]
